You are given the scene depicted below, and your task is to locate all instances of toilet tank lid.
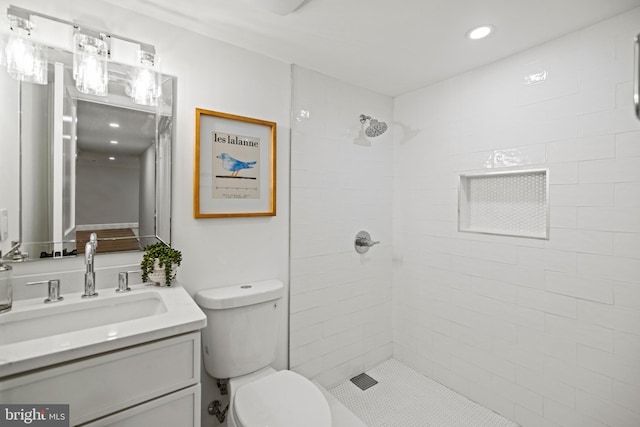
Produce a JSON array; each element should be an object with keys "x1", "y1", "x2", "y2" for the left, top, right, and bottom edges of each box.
[{"x1": 195, "y1": 279, "x2": 284, "y2": 309}]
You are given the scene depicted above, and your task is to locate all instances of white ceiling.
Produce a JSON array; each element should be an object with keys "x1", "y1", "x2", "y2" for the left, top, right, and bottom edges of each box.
[
  {"x1": 76, "y1": 100, "x2": 155, "y2": 156},
  {"x1": 105, "y1": 0, "x2": 640, "y2": 96}
]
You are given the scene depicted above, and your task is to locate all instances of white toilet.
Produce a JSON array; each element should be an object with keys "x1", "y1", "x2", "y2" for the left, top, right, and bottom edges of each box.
[{"x1": 195, "y1": 279, "x2": 332, "y2": 427}]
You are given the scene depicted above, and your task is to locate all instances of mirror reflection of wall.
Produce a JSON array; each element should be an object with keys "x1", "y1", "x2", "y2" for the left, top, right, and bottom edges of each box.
[
  {"x1": 0, "y1": 69, "x2": 20, "y2": 257},
  {"x1": 20, "y1": 76, "x2": 51, "y2": 250},
  {"x1": 155, "y1": 115, "x2": 172, "y2": 247}
]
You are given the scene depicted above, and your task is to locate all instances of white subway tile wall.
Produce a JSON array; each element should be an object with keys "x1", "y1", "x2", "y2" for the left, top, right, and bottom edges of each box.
[
  {"x1": 393, "y1": 7, "x2": 640, "y2": 427},
  {"x1": 289, "y1": 66, "x2": 394, "y2": 388}
]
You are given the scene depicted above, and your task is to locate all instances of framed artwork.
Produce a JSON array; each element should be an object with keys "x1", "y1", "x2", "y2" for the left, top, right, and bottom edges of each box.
[{"x1": 194, "y1": 108, "x2": 276, "y2": 218}]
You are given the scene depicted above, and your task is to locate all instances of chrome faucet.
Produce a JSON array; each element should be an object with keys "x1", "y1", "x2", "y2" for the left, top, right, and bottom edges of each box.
[{"x1": 82, "y1": 232, "x2": 99, "y2": 298}]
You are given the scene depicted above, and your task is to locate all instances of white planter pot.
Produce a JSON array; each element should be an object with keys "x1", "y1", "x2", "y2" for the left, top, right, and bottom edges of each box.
[{"x1": 148, "y1": 259, "x2": 177, "y2": 286}]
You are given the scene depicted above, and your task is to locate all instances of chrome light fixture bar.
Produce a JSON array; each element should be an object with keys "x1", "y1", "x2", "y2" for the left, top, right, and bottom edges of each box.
[{"x1": 3, "y1": 5, "x2": 161, "y2": 105}]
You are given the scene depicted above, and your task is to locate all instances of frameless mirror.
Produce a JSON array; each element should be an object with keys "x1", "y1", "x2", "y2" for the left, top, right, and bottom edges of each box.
[{"x1": 2, "y1": 47, "x2": 174, "y2": 261}]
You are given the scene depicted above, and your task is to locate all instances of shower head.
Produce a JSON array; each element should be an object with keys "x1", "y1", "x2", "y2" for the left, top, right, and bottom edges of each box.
[{"x1": 359, "y1": 114, "x2": 388, "y2": 137}]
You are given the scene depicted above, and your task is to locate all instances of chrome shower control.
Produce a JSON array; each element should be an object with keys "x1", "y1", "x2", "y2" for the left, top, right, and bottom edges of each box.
[{"x1": 354, "y1": 231, "x2": 380, "y2": 254}]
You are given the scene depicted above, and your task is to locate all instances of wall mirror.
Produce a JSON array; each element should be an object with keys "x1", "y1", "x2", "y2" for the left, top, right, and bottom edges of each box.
[{"x1": 1, "y1": 47, "x2": 174, "y2": 261}]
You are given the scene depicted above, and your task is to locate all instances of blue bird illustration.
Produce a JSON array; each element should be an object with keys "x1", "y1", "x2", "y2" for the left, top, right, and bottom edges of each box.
[{"x1": 216, "y1": 153, "x2": 257, "y2": 177}]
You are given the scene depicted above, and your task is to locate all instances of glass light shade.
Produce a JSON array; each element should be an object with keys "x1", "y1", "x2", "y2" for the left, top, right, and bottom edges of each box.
[
  {"x1": 5, "y1": 15, "x2": 47, "y2": 85},
  {"x1": 73, "y1": 33, "x2": 108, "y2": 96},
  {"x1": 130, "y1": 50, "x2": 161, "y2": 106}
]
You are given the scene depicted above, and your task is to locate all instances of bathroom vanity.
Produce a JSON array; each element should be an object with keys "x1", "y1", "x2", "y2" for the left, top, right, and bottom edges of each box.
[{"x1": 0, "y1": 284, "x2": 206, "y2": 426}]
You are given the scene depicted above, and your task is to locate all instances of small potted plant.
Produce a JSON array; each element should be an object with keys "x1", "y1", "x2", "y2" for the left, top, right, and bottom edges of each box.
[{"x1": 141, "y1": 242, "x2": 182, "y2": 286}]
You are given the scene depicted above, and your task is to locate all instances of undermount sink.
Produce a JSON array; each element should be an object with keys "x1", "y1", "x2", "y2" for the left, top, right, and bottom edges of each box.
[
  {"x1": 0, "y1": 283, "x2": 206, "y2": 377},
  {"x1": 0, "y1": 291, "x2": 167, "y2": 346}
]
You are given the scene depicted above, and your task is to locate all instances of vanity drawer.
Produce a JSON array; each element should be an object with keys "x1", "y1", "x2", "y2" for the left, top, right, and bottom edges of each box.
[
  {"x1": 80, "y1": 384, "x2": 200, "y2": 427},
  {"x1": 0, "y1": 332, "x2": 200, "y2": 426}
]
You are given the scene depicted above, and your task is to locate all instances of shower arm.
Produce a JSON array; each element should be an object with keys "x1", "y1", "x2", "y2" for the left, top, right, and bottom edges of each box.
[{"x1": 359, "y1": 114, "x2": 372, "y2": 124}]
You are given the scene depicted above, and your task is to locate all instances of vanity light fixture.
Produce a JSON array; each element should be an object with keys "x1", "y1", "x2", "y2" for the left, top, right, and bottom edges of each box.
[
  {"x1": 2, "y1": 6, "x2": 162, "y2": 106},
  {"x1": 4, "y1": 7, "x2": 47, "y2": 84},
  {"x1": 73, "y1": 30, "x2": 109, "y2": 96},
  {"x1": 109, "y1": 122, "x2": 120, "y2": 128},
  {"x1": 466, "y1": 25, "x2": 495, "y2": 40},
  {"x1": 110, "y1": 140, "x2": 118, "y2": 144},
  {"x1": 108, "y1": 156, "x2": 115, "y2": 160},
  {"x1": 129, "y1": 45, "x2": 161, "y2": 106}
]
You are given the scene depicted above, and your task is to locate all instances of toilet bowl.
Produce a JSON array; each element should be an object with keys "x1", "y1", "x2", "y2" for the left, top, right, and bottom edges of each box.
[{"x1": 227, "y1": 367, "x2": 331, "y2": 427}]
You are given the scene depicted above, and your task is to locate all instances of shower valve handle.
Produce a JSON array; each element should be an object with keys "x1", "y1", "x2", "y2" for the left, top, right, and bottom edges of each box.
[
  {"x1": 356, "y1": 237, "x2": 380, "y2": 247},
  {"x1": 354, "y1": 231, "x2": 380, "y2": 254}
]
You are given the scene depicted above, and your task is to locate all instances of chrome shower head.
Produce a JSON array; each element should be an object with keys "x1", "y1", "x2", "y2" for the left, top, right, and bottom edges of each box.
[{"x1": 359, "y1": 114, "x2": 388, "y2": 137}]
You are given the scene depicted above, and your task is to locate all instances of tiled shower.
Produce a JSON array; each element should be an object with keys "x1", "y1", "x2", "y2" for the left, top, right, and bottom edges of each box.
[
  {"x1": 289, "y1": 65, "x2": 394, "y2": 386},
  {"x1": 290, "y1": 7, "x2": 640, "y2": 427}
]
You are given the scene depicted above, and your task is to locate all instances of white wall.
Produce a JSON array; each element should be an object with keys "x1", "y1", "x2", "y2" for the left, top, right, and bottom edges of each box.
[
  {"x1": 289, "y1": 65, "x2": 394, "y2": 388},
  {"x1": 3, "y1": 0, "x2": 291, "y2": 424},
  {"x1": 393, "y1": 8, "x2": 640, "y2": 427}
]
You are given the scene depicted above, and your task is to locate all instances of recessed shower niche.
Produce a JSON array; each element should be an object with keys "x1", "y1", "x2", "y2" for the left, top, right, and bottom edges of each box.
[{"x1": 458, "y1": 169, "x2": 549, "y2": 239}]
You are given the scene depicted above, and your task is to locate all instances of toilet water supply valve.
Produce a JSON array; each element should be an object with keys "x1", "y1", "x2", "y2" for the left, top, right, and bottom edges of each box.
[{"x1": 208, "y1": 400, "x2": 228, "y2": 424}]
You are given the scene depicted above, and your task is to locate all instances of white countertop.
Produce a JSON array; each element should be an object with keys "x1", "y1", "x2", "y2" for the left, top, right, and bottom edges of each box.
[{"x1": 0, "y1": 283, "x2": 206, "y2": 378}]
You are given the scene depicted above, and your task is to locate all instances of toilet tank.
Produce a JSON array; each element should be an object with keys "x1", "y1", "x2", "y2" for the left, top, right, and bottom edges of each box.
[{"x1": 195, "y1": 279, "x2": 284, "y2": 379}]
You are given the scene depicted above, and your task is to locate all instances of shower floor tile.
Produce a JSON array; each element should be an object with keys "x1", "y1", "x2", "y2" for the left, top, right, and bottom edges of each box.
[{"x1": 329, "y1": 359, "x2": 519, "y2": 427}]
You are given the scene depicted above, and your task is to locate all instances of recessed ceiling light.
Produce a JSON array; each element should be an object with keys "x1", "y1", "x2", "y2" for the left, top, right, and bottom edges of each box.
[
  {"x1": 108, "y1": 156, "x2": 115, "y2": 160},
  {"x1": 467, "y1": 25, "x2": 494, "y2": 40},
  {"x1": 110, "y1": 140, "x2": 118, "y2": 144},
  {"x1": 109, "y1": 122, "x2": 120, "y2": 128}
]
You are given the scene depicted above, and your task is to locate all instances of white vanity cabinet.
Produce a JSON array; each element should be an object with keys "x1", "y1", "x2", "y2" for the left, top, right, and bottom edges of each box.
[{"x1": 0, "y1": 332, "x2": 201, "y2": 426}]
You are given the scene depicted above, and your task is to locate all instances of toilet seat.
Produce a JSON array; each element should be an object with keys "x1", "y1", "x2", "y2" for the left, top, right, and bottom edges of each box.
[{"x1": 234, "y1": 370, "x2": 331, "y2": 427}]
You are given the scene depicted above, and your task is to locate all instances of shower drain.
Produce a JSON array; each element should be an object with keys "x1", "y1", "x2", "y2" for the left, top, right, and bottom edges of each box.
[{"x1": 350, "y1": 373, "x2": 378, "y2": 391}]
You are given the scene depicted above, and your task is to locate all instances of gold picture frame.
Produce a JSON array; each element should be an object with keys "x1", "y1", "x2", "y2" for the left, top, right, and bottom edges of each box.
[{"x1": 194, "y1": 108, "x2": 276, "y2": 218}]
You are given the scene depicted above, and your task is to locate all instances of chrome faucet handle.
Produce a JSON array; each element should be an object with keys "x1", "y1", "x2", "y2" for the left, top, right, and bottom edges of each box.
[
  {"x1": 27, "y1": 279, "x2": 64, "y2": 303},
  {"x1": 116, "y1": 270, "x2": 142, "y2": 293},
  {"x1": 117, "y1": 272, "x2": 131, "y2": 293},
  {"x1": 116, "y1": 270, "x2": 141, "y2": 293}
]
